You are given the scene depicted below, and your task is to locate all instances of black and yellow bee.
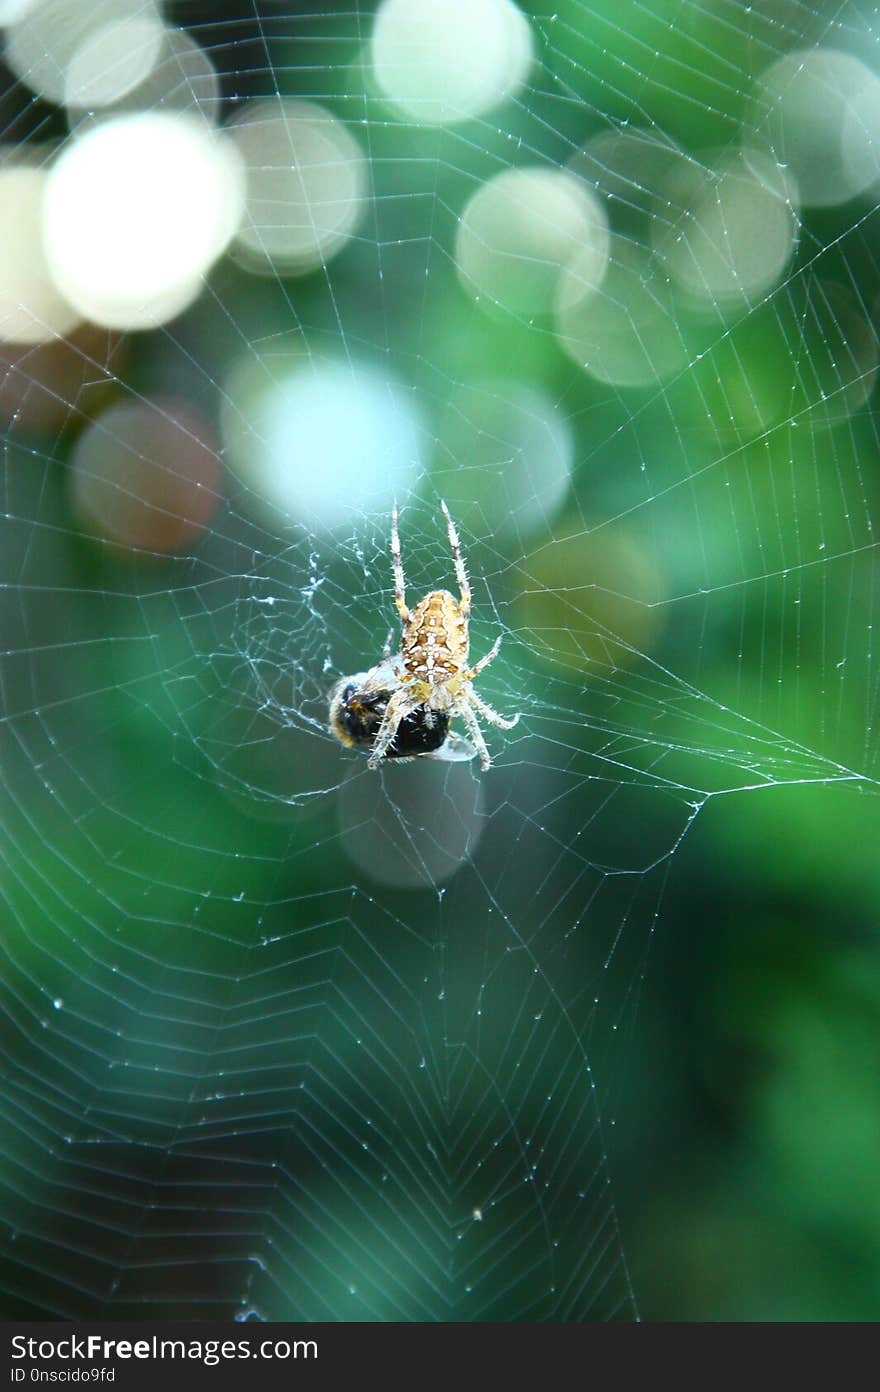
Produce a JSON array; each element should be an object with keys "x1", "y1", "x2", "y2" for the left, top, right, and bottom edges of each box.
[{"x1": 328, "y1": 661, "x2": 475, "y2": 763}]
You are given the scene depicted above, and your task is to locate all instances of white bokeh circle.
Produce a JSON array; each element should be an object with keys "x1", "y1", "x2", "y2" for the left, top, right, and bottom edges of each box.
[
  {"x1": 456, "y1": 167, "x2": 610, "y2": 317},
  {"x1": 222, "y1": 356, "x2": 424, "y2": 532},
  {"x1": 43, "y1": 112, "x2": 245, "y2": 330},
  {"x1": 371, "y1": 0, "x2": 533, "y2": 126},
  {"x1": 225, "y1": 99, "x2": 366, "y2": 276},
  {"x1": 750, "y1": 47, "x2": 880, "y2": 207},
  {"x1": 0, "y1": 166, "x2": 81, "y2": 343}
]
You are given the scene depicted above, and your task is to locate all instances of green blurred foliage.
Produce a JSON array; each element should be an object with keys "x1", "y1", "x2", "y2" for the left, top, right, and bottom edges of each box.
[{"x1": 1, "y1": 0, "x2": 879, "y2": 1322}]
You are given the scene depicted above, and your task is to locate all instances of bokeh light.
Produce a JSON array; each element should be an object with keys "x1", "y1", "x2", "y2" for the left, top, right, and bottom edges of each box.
[
  {"x1": 749, "y1": 47, "x2": 880, "y2": 207},
  {"x1": 67, "y1": 26, "x2": 221, "y2": 132},
  {"x1": 225, "y1": 98, "x2": 366, "y2": 276},
  {"x1": 435, "y1": 379, "x2": 573, "y2": 539},
  {"x1": 0, "y1": 0, "x2": 36, "y2": 21},
  {"x1": 371, "y1": 0, "x2": 533, "y2": 126},
  {"x1": 570, "y1": 126, "x2": 688, "y2": 229},
  {"x1": 43, "y1": 111, "x2": 244, "y2": 330},
  {"x1": 555, "y1": 237, "x2": 688, "y2": 387},
  {"x1": 0, "y1": 165, "x2": 81, "y2": 342},
  {"x1": 655, "y1": 148, "x2": 800, "y2": 310},
  {"x1": 3, "y1": 0, "x2": 162, "y2": 105},
  {"x1": 516, "y1": 522, "x2": 666, "y2": 672},
  {"x1": 62, "y1": 13, "x2": 165, "y2": 113},
  {"x1": 222, "y1": 355, "x2": 424, "y2": 531},
  {"x1": 0, "y1": 322, "x2": 123, "y2": 434},
  {"x1": 338, "y1": 760, "x2": 486, "y2": 888},
  {"x1": 70, "y1": 396, "x2": 221, "y2": 552},
  {"x1": 456, "y1": 167, "x2": 609, "y2": 317}
]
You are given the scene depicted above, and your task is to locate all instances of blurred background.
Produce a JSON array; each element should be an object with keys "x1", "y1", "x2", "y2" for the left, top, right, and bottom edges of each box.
[{"x1": 1, "y1": 0, "x2": 880, "y2": 1321}]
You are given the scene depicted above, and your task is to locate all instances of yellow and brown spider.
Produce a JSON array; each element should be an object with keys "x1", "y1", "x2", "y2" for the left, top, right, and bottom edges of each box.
[{"x1": 356, "y1": 499, "x2": 518, "y2": 771}]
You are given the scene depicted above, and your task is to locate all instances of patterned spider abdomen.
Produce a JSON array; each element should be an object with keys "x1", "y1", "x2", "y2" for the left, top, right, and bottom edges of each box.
[{"x1": 401, "y1": 588, "x2": 469, "y2": 683}]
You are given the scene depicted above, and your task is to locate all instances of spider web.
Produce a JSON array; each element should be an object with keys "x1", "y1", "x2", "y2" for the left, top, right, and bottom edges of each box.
[{"x1": 1, "y1": 0, "x2": 878, "y2": 1321}]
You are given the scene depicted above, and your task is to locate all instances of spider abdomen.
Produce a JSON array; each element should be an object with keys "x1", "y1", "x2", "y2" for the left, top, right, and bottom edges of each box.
[{"x1": 401, "y1": 588, "x2": 469, "y2": 682}]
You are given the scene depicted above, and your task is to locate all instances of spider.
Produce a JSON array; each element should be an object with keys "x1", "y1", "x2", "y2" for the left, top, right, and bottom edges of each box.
[{"x1": 360, "y1": 500, "x2": 518, "y2": 770}]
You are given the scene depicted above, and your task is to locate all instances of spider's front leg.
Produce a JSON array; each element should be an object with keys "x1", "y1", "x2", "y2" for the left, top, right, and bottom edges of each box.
[
  {"x1": 440, "y1": 498, "x2": 471, "y2": 619},
  {"x1": 469, "y1": 687, "x2": 520, "y2": 731},
  {"x1": 467, "y1": 633, "x2": 502, "y2": 680},
  {"x1": 391, "y1": 503, "x2": 410, "y2": 625},
  {"x1": 367, "y1": 685, "x2": 423, "y2": 768}
]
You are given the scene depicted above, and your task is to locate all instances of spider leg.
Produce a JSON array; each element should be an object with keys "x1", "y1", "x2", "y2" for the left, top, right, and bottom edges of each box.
[
  {"x1": 367, "y1": 685, "x2": 422, "y2": 768},
  {"x1": 391, "y1": 502, "x2": 409, "y2": 625},
  {"x1": 440, "y1": 499, "x2": 471, "y2": 619},
  {"x1": 467, "y1": 686, "x2": 520, "y2": 731},
  {"x1": 382, "y1": 627, "x2": 394, "y2": 659},
  {"x1": 455, "y1": 697, "x2": 492, "y2": 770},
  {"x1": 467, "y1": 633, "x2": 502, "y2": 679}
]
